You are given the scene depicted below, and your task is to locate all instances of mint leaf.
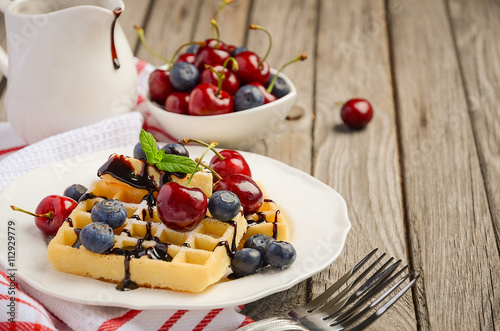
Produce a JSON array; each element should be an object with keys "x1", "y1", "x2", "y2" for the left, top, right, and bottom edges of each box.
[
  {"x1": 139, "y1": 129, "x2": 160, "y2": 164},
  {"x1": 139, "y1": 129, "x2": 198, "y2": 174},
  {"x1": 156, "y1": 153, "x2": 198, "y2": 173}
]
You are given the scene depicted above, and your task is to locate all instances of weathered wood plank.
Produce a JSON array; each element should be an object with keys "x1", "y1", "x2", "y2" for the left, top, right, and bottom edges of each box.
[
  {"x1": 312, "y1": 0, "x2": 415, "y2": 330},
  {"x1": 390, "y1": 0, "x2": 500, "y2": 329},
  {"x1": 121, "y1": 0, "x2": 152, "y2": 50},
  {"x1": 447, "y1": 0, "x2": 500, "y2": 327},
  {"x1": 193, "y1": 0, "x2": 250, "y2": 47},
  {"x1": 243, "y1": 0, "x2": 316, "y2": 171},
  {"x1": 223, "y1": 0, "x2": 317, "y2": 319},
  {"x1": 135, "y1": 0, "x2": 200, "y2": 67}
]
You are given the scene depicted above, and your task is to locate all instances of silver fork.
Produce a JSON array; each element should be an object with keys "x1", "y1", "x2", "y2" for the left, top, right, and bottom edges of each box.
[{"x1": 237, "y1": 248, "x2": 420, "y2": 331}]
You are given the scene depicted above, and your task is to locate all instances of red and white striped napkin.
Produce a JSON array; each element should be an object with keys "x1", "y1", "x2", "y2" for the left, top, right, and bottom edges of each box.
[{"x1": 0, "y1": 59, "x2": 254, "y2": 330}]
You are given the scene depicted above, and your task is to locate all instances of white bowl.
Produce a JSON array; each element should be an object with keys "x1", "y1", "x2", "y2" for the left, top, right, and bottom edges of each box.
[{"x1": 146, "y1": 71, "x2": 297, "y2": 149}]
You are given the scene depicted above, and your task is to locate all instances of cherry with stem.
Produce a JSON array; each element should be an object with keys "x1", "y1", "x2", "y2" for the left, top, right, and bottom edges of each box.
[{"x1": 266, "y1": 54, "x2": 307, "y2": 93}]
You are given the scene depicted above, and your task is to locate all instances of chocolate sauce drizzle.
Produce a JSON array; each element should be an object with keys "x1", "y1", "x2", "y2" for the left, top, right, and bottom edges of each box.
[
  {"x1": 110, "y1": 238, "x2": 172, "y2": 291},
  {"x1": 246, "y1": 210, "x2": 280, "y2": 239},
  {"x1": 213, "y1": 220, "x2": 238, "y2": 258},
  {"x1": 160, "y1": 171, "x2": 187, "y2": 186},
  {"x1": 98, "y1": 155, "x2": 158, "y2": 216},
  {"x1": 111, "y1": 8, "x2": 122, "y2": 69}
]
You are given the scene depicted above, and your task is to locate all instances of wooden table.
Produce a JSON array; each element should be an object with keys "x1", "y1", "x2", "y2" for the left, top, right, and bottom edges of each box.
[{"x1": 1, "y1": 0, "x2": 499, "y2": 329}]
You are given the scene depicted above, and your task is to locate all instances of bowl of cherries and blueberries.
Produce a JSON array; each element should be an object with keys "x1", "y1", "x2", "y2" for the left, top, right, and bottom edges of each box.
[
  {"x1": 136, "y1": 2, "x2": 308, "y2": 147},
  {"x1": 11, "y1": 132, "x2": 297, "y2": 279}
]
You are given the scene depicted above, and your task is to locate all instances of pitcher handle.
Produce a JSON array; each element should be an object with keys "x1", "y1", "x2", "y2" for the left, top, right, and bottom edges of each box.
[{"x1": 0, "y1": 0, "x2": 10, "y2": 76}]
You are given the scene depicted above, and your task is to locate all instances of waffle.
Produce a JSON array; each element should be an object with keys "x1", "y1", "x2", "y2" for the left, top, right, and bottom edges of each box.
[
  {"x1": 47, "y1": 154, "x2": 247, "y2": 293},
  {"x1": 240, "y1": 183, "x2": 288, "y2": 248}
]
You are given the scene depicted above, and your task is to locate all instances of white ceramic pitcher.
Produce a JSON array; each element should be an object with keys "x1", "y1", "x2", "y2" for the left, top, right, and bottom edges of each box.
[{"x1": 0, "y1": 0, "x2": 137, "y2": 143}]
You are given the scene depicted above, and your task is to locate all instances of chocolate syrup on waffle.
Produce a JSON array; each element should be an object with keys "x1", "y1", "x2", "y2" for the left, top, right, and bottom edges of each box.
[
  {"x1": 214, "y1": 220, "x2": 238, "y2": 258},
  {"x1": 98, "y1": 155, "x2": 157, "y2": 192},
  {"x1": 160, "y1": 171, "x2": 187, "y2": 186},
  {"x1": 112, "y1": 239, "x2": 173, "y2": 291},
  {"x1": 98, "y1": 155, "x2": 158, "y2": 214}
]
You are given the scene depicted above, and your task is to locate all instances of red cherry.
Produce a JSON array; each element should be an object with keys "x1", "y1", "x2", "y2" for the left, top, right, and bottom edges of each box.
[
  {"x1": 200, "y1": 65, "x2": 240, "y2": 96},
  {"x1": 195, "y1": 45, "x2": 230, "y2": 71},
  {"x1": 165, "y1": 91, "x2": 190, "y2": 114},
  {"x1": 213, "y1": 174, "x2": 263, "y2": 215},
  {"x1": 248, "y1": 82, "x2": 277, "y2": 104},
  {"x1": 204, "y1": 38, "x2": 229, "y2": 51},
  {"x1": 188, "y1": 83, "x2": 234, "y2": 116},
  {"x1": 148, "y1": 69, "x2": 174, "y2": 105},
  {"x1": 340, "y1": 98, "x2": 373, "y2": 129},
  {"x1": 157, "y1": 182, "x2": 208, "y2": 232},
  {"x1": 11, "y1": 195, "x2": 77, "y2": 236},
  {"x1": 233, "y1": 51, "x2": 270, "y2": 85},
  {"x1": 209, "y1": 150, "x2": 252, "y2": 180},
  {"x1": 200, "y1": 66, "x2": 240, "y2": 95},
  {"x1": 176, "y1": 53, "x2": 196, "y2": 65}
]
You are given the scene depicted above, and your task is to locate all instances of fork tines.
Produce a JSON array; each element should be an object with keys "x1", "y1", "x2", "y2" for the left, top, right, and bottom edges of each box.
[{"x1": 297, "y1": 248, "x2": 420, "y2": 330}]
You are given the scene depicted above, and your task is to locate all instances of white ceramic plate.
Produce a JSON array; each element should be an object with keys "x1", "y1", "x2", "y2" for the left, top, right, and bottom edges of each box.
[{"x1": 0, "y1": 146, "x2": 350, "y2": 310}]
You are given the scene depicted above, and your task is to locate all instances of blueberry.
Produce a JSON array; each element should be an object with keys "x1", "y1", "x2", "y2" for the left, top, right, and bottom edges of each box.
[
  {"x1": 185, "y1": 44, "x2": 199, "y2": 54},
  {"x1": 91, "y1": 199, "x2": 127, "y2": 229},
  {"x1": 234, "y1": 85, "x2": 265, "y2": 111},
  {"x1": 263, "y1": 241, "x2": 296, "y2": 269},
  {"x1": 231, "y1": 248, "x2": 263, "y2": 277},
  {"x1": 231, "y1": 46, "x2": 247, "y2": 56},
  {"x1": 267, "y1": 74, "x2": 290, "y2": 99},
  {"x1": 169, "y1": 62, "x2": 199, "y2": 92},
  {"x1": 208, "y1": 191, "x2": 241, "y2": 221},
  {"x1": 244, "y1": 234, "x2": 275, "y2": 254},
  {"x1": 79, "y1": 222, "x2": 115, "y2": 253},
  {"x1": 134, "y1": 141, "x2": 160, "y2": 161},
  {"x1": 63, "y1": 184, "x2": 87, "y2": 202},
  {"x1": 160, "y1": 143, "x2": 189, "y2": 157},
  {"x1": 133, "y1": 142, "x2": 147, "y2": 161}
]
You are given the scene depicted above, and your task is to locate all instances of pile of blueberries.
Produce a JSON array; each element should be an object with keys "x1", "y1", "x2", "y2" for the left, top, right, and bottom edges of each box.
[{"x1": 232, "y1": 234, "x2": 296, "y2": 277}]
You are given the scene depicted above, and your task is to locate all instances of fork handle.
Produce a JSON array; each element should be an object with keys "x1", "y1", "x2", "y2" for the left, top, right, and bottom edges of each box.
[{"x1": 236, "y1": 317, "x2": 309, "y2": 331}]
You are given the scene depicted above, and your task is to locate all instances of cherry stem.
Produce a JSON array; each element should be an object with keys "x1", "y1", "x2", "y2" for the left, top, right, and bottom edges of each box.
[
  {"x1": 180, "y1": 138, "x2": 224, "y2": 159},
  {"x1": 166, "y1": 40, "x2": 205, "y2": 70},
  {"x1": 267, "y1": 54, "x2": 307, "y2": 93},
  {"x1": 187, "y1": 141, "x2": 218, "y2": 186},
  {"x1": 135, "y1": 25, "x2": 204, "y2": 70},
  {"x1": 134, "y1": 25, "x2": 170, "y2": 64},
  {"x1": 249, "y1": 24, "x2": 272, "y2": 67},
  {"x1": 194, "y1": 159, "x2": 222, "y2": 180},
  {"x1": 210, "y1": 18, "x2": 221, "y2": 49},
  {"x1": 211, "y1": 0, "x2": 233, "y2": 39},
  {"x1": 205, "y1": 57, "x2": 237, "y2": 97},
  {"x1": 214, "y1": 0, "x2": 233, "y2": 21},
  {"x1": 223, "y1": 56, "x2": 239, "y2": 71},
  {"x1": 10, "y1": 205, "x2": 54, "y2": 219},
  {"x1": 205, "y1": 65, "x2": 224, "y2": 97}
]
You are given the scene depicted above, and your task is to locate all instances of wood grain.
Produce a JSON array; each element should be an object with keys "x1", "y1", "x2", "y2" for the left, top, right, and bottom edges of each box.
[
  {"x1": 244, "y1": 0, "x2": 316, "y2": 172},
  {"x1": 313, "y1": 0, "x2": 415, "y2": 330},
  {"x1": 121, "y1": 0, "x2": 152, "y2": 49},
  {"x1": 193, "y1": 0, "x2": 250, "y2": 47},
  {"x1": 135, "y1": 0, "x2": 200, "y2": 67},
  {"x1": 389, "y1": 0, "x2": 500, "y2": 329},
  {"x1": 447, "y1": 0, "x2": 500, "y2": 327}
]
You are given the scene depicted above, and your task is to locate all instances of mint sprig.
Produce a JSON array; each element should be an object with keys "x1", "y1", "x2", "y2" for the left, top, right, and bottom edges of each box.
[{"x1": 139, "y1": 129, "x2": 198, "y2": 174}]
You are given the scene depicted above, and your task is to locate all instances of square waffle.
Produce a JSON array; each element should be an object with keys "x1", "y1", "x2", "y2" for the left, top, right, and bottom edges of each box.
[{"x1": 47, "y1": 154, "x2": 247, "y2": 293}]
